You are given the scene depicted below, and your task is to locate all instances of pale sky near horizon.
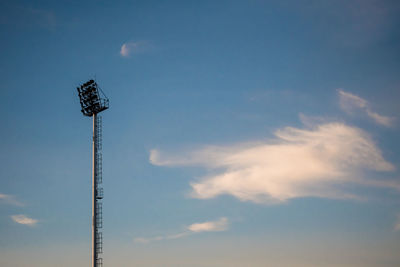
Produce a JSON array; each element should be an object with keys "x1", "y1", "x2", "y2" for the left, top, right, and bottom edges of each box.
[{"x1": 1, "y1": 0, "x2": 400, "y2": 266}]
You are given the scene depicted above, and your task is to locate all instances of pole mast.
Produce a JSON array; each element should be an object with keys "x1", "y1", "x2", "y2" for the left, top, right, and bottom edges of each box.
[
  {"x1": 92, "y1": 113, "x2": 97, "y2": 267},
  {"x1": 93, "y1": 113, "x2": 104, "y2": 267},
  {"x1": 77, "y1": 79, "x2": 108, "y2": 267}
]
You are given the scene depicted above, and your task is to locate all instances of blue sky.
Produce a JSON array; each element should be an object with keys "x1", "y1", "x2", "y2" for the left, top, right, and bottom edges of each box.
[{"x1": 1, "y1": 0, "x2": 400, "y2": 266}]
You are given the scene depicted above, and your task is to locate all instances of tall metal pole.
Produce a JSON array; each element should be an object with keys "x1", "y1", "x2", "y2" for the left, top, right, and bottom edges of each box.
[
  {"x1": 92, "y1": 113, "x2": 98, "y2": 267},
  {"x1": 77, "y1": 79, "x2": 107, "y2": 267}
]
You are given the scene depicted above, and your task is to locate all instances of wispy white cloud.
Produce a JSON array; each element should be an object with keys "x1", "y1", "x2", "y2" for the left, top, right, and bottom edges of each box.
[
  {"x1": 365, "y1": 109, "x2": 394, "y2": 128},
  {"x1": 150, "y1": 122, "x2": 397, "y2": 204},
  {"x1": 338, "y1": 89, "x2": 367, "y2": 109},
  {"x1": 338, "y1": 89, "x2": 395, "y2": 127},
  {"x1": 188, "y1": 217, "x2": 229, "y2": 233},
  {"x1": 120, "y1": 41, "x2": 149, "y2": 57},
  {"x1": 0, "y1": 193, "x2": 24, "y2": 206},
  {"x1": 11, "y1": 214, "x2": 38, "y2": 226},
  {"x1": 134, "y1": 217, "x2": 229, "y2": 243}
]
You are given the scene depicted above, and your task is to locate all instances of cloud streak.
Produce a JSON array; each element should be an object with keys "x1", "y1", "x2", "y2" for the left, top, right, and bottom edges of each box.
[
  {"x1": 338, "y1": 89, "x2": 395, "y2": 127},
  {"x1": 11, "y1": 214, "x2": 38, "y2": 226},
  {"x1": 134, "y1": 217, "x2": 229, "y2": 243},
  {"x1": 120, "y1": 41, "x2": 149, "y2": 57},
  {"x1": 188, "y1": 217, "x2": 229, "y2": 232},
  {"x1": 150, "y1": 122, "x2": 397, "y2": 204},
  {"x1": 0, "y1": 193, "x2": 24, "y2": 206}
]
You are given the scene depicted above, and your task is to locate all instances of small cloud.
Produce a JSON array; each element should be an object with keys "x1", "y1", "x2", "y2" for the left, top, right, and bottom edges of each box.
[
  {"x1": 338, "y1": 89, "x2": 395, "y2": 127},
  {"x1": 120, "y1": 41, "x2": 149, "y2": 57},
  {"x1": 134, "y1": 232, "x2": 190, "y2": 244},
  {"x1": 134, "y1": 217, "x2": 229, "y2": 244},
  {"x1": 188, "y1": 217, "x2": 229, "y2": 232},
  {"x1": 11, "y1": 214, "x2": 38, "y2": 226},
  {"x1": 0, "y1": 193, "x2": 24, "y2": 207},
  {"x1": 338, "y1": 89, "x2": 367, "y2": 110},
  {"x1": 365, "y1": 109, "x2": 394, "y2": 127}
]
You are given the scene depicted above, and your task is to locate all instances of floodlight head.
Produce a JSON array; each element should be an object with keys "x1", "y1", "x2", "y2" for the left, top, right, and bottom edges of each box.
[{"x1": 77, "y1": 79, "x2": 109, "y2": 116}]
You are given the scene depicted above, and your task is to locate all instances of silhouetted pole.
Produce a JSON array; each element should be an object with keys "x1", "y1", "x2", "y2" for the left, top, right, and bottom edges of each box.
[
  {"x1": 77, "y1": 79, "x2": 108, "y2": 267},
  {"x1": 92, "y1": 113, "x2": 98, "y2": 267}
]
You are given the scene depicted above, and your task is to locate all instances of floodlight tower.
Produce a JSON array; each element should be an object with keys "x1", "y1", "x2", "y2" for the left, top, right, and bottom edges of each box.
[{"x1": 77, "y1": 79, "x2": 109, "y2": 267}]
